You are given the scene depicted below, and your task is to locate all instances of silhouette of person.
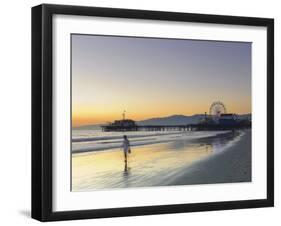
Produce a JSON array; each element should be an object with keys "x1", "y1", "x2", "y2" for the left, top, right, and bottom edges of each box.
[{"x1": 122, "y1": 135, "x2": 131, "y2": 166}]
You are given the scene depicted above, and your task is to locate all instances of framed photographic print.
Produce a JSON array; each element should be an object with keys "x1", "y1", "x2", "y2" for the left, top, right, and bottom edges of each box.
[{"x1": 32, "y1": 4, "x2": 274, "y2": 221}]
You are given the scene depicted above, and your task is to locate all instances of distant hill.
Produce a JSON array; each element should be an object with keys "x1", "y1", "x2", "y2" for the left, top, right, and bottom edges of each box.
[
  {"x1": 73, "y1": 124, "x2": 103, "y2": 130},
  {"x1": 137, "y1": 113, "x2": 252, "y2": 126},
  {"x1": 137, "y1": 114, "x2": 206, "y2": 126}
]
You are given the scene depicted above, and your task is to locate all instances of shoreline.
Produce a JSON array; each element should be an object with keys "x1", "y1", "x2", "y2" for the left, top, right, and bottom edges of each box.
[
  {"x1": 72, "y1": 130, "x2": 233, "y2": 154},
  {"x1": 162, "y1": 130, "x2": 251, "y2": 186}
]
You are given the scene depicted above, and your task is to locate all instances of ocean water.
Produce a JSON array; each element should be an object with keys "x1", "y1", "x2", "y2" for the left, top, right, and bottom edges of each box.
[
  {"x1": 72, "y1": 129, "x2": 233, "y2": 154},
  {"x1": 72, "y1": 129, "x2": 245, "y2": 191}
]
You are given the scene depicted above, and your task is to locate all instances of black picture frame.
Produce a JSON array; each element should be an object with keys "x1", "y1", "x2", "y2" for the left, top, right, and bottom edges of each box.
[{"x1": 32, "y1": 4, "x2": 274, "y2": 222}]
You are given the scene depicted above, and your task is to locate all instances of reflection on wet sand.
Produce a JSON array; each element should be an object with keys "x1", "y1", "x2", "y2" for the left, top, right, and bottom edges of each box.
[{"x1": 72, "y1": 131, "x2": 238, "y2": 191}]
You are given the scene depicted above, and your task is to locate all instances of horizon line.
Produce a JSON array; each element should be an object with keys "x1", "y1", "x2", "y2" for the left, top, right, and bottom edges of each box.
[{"x1": 73, "y1": 112, "x2": 252, "y2": 128}]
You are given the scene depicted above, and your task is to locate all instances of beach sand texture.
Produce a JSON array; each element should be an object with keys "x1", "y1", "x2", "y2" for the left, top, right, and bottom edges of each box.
[
  {"x1": 72, "y1": 130, "x2": 251, "y2": 191},
  {"x1": 163, "y1": 130, "x2": 251, "y2": 186}
]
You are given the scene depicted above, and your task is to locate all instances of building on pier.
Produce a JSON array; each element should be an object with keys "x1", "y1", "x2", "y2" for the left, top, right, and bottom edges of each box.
[{"x1": 101, "y1": 119, "x2": 138, "y2": 131}]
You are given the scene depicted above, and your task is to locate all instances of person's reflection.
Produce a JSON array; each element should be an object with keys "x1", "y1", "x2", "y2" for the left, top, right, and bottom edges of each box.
[
  {"x1": 123, "y1": 161, "x2": 131, "y2": 188},
  {"x1": 123, "y1": 161, "x2": 131, "y2": 175}
]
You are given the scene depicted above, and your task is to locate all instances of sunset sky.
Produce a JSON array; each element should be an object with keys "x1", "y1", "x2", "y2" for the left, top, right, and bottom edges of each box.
[{"x1": 72, "y1": 34, "x2": 251, "y2": 127}]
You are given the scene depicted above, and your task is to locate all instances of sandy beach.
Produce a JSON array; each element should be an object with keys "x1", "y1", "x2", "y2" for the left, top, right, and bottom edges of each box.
[
  {"x1": 162, "y1": 130, "x2": 251, "y2": 186},
  {"x1": 72, "y1": 130, "x2": 251, "y2": 191}
]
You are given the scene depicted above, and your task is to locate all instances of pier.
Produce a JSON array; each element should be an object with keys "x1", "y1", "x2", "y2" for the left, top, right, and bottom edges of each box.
[
  {"x1": 101, "y1": 124, "x2": 251, "y2": 132},
  {"x1": 100, "y1": 105, "x2": 251, "y2": 132},
  {"x1": 101, "y1": 124, "x2": 196, "y2": 132}
]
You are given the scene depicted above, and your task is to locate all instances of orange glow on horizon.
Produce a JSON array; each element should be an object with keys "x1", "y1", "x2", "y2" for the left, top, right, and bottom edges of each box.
[{"x1": 72, "y1": 100, "x2": 251, "y2": 127}]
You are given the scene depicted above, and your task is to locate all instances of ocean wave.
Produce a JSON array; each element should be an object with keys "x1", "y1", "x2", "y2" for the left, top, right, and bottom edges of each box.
[
  {"x1": 72, "y1": 131, "x2": 184, "y2": 143},
  {"x1": 72, "y1": 131, "x2": 231, "y2": 154}
]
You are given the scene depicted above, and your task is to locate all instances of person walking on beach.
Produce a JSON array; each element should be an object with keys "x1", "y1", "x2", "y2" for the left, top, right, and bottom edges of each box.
[{"x1": 122, "y1": 135, "x2": 131, "y2": 164}]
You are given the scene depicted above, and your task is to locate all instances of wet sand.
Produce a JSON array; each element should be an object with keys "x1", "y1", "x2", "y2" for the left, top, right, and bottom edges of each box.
[
  {"x1": 163, "y1": 130, "x2": 251, "y2": 186},
  {"x1": 72, "y1": 130, "x2": 251, "y2": 191}
]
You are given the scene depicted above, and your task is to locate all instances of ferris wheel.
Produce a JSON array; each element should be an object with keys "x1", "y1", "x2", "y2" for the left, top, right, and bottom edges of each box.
[{"x1": 209, "y1": 101, "x2": 227, "y2": 117}]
